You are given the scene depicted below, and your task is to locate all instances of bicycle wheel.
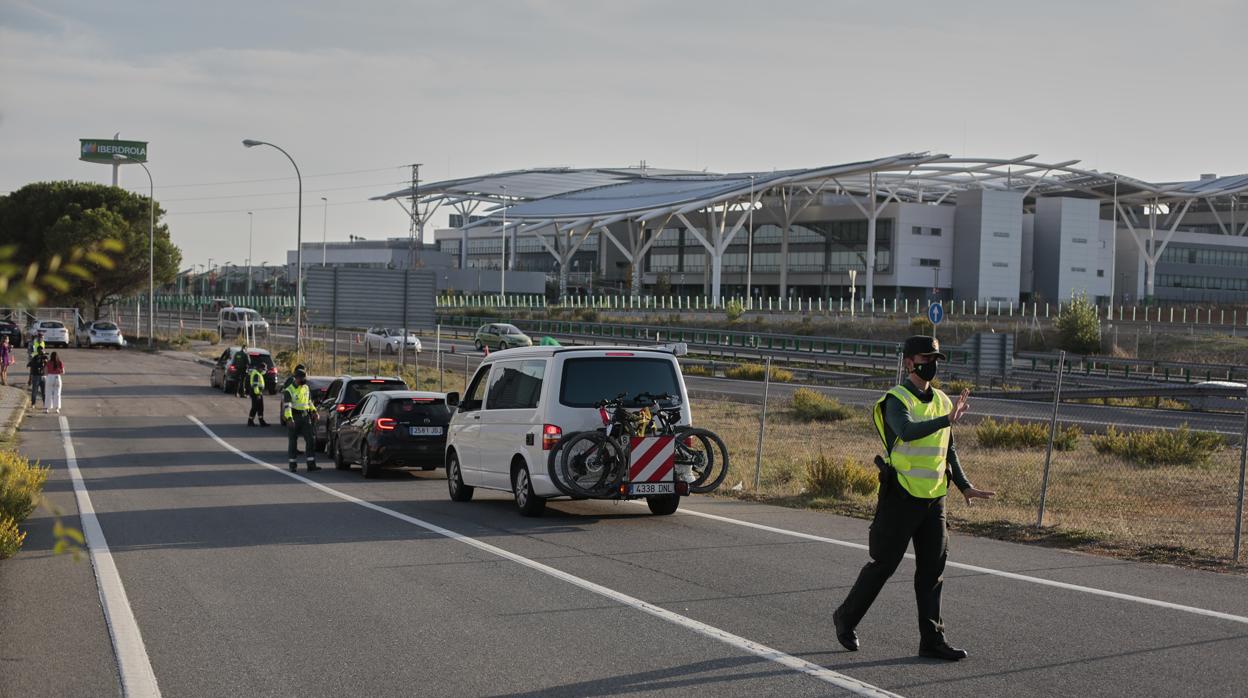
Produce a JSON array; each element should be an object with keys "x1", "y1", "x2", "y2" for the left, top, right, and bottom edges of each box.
[
  {"x1": 675, "y1": 427, "x2": 730, "y2": 494},
  {"x1": 553, "y1": 431, "x2": 628, "y2": 498}
]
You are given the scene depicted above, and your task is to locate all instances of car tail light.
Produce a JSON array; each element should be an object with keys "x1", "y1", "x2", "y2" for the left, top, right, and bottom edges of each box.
[
  {"x1": 336, "y1": 403, "x2": 356, "y2": 413},
  {"x1": 376, "y1": 418, "x2": 396, "y2": 431},
  {"x1": 369, "y1": 379, "x2": 385, "y2": 383},
  {"x1": 411, "y1": 398, "x2": 434, "y2": 403},
  {"x1": 266, "y1": 367, "x2": 277, "y2": 375},
  {"x1": 227, "y1": 365, "x2": 236, "y2": 372},
  {"x1": 606, "y1": 352, "x2": 634, "y2": 356},
  {"x1": 598, "y1": 408, "x2": 610, "y2": 425},
  {"x1": 675, "y1": 481, "x2": 689, "y2": 496},
  {"x1": 542, "y1": 424, "x2": 562, "y2": 450}
]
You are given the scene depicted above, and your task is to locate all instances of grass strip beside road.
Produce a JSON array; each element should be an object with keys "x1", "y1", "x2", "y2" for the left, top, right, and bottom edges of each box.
[{"x1": 696, "y1": 399, "x2": 1247, "y2": 573}]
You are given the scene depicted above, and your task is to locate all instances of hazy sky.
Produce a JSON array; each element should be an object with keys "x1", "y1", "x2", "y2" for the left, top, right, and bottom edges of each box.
[{"x1": 2, "y1": 0, "x2": 1244, "y2": 270}]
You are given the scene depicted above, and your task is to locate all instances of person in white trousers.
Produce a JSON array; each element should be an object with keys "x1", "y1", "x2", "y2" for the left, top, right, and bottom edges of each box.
[{"x1": 45, "y1": 351, "x2": 65, "y2": 414}]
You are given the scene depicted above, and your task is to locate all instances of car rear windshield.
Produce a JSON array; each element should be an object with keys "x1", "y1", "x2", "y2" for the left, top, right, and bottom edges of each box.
[
  {"x1": 500, "y1": 324, "x2": 523, "y2": 335},
  {"x1": 559, "y1": 357, "x2": 681, "y2": 407},
  {"x1": 345, "y1": 380, "x2": 407, "y2": 404},
  {"x1": 42, "y1": 321, "x2": 65, "y2": 329},
  {"x1": 247, "y1": 353, "x2": 275, "y2": 368},
  {"x1": 93, "y1": 322, "x2": 118, "y2": 331},
  {"x1": 384, "y1": 398, "x2": 451, "y2": 422}
]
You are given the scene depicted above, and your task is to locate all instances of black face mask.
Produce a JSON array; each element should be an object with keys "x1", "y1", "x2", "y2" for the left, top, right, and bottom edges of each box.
[{"x1": 912, "y1": 360, "x2": 938, "y2": 382}]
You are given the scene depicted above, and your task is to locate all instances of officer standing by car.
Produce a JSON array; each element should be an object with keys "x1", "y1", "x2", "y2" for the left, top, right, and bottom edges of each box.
[
  {"x1": 282, "y1": 368, "x2": 320, "y2": 473},
  {"x1": 246, "y1": 355, "x2": 269, "y2": 427},
  {"x1": 833, "y1": 335, "x2": 995, "y2": 661},
  {"x1": 231, "y1": 345, "x2": 250, "y2": 397}
]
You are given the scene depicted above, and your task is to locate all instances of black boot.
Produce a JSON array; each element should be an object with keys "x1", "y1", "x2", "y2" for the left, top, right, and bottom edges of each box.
[
  {"x1": 919, "y1": 641, "x2": 968, "y2": 661},
  {"x1": 247, "y1": 419, "x2": 256, "y2": 427},
  {"x1": 258, "y1": 418, "x2": 269, "y2": 427},
  {"x1": 833, "y1": 608, "x2": 859, "y2": 652},
  {"x1": 306, "y1": 461, "x2": 321, "y2": 472},
  {"x1": 289, "y1": 462, "x2": 297, "y2": 473}
]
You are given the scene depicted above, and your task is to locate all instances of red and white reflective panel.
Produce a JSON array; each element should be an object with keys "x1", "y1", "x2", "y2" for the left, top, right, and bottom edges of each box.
[{"x1": 628, "y1": 436, "x2": 675, "y2": 483}]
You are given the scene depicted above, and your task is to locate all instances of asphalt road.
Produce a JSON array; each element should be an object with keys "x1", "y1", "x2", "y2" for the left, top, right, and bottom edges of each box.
[{"x1": 5, "y1": 346, "x2": 1246, "y2": 697}]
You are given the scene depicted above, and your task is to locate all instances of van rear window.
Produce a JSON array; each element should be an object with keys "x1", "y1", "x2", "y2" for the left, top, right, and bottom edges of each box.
[{"x1": 559, "y1": 357, "x2": 681, "y2": 407}]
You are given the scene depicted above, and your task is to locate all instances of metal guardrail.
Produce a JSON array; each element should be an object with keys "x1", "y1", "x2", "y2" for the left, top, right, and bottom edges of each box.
[
  {"x1": 985, "y1": 384, "x2": 1248, "y2": 402},
  {"x1": 436, "y1": 313, "x2": 978, "y2": 368},
  {"x1": 1016, "y1": 351, "x2": 1246, "y2": 384}
]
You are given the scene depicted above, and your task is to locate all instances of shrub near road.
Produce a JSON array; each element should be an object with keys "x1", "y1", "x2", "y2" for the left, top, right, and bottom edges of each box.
[{"x1": 0, "y1": 449, "x2": 49, "y2": 559}]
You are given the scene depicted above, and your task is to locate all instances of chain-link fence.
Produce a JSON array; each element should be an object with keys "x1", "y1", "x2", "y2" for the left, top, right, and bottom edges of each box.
[{"x1": 695, "y1": 360, "x2": 1248, "y2": 565}]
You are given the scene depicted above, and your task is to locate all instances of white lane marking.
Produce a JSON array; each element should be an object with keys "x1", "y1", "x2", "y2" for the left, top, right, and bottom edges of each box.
[
  {"x1": 674, "y1": 506, "x2": 1248, "y2": 626},
  {"x1": 187, "y1": 416, "x2": 899, "y2": 698},
  {"x1": 59, "y1": 416, "x2": 162, "y2": 697}
]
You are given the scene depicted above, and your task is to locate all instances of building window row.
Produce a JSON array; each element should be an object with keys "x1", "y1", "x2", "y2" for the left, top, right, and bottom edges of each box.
[
  {"x1": 1159, "y1": 245, "x2": 1248, "y2": 267},
  {"x1": 1157, "y1": 274, "x2": 1248, "y2": 291},
  {"x1": 912, "y1": 226, "x2": 943, "y2": 237}
]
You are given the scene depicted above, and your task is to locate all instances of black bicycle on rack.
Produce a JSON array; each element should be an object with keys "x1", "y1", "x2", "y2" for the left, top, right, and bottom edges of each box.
[{"x1": 548, "y1": 392, "x2": 729, "y2": 499}]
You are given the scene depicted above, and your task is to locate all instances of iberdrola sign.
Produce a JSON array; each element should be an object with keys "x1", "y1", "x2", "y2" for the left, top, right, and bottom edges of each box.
[{"x1": 80, "y1": 138, "x2": 148, "y2": 163}]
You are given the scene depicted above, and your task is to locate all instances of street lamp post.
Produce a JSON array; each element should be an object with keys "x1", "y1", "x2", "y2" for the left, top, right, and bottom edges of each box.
[
  {"x1": 500, "y1": 184, "x2": 507, "y2": 299},
  {"x1": 243, "y1": 139, "x2": 304, "y2": 347},
  {"x1": 113, "y1": 154, "x2": 155, "y2": 347},
  {"x1": 320, "y1": 196, "x2": 328, "y2": 266},
  {"x1": 247, "y1": 211, "x2": 254, "y2": 297},
  {"x1": 746, "y1": 175, "x2": 755, "y2": 306}
]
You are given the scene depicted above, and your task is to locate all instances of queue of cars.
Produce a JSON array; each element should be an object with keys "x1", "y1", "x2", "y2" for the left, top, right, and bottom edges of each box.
[{"x1": 0, "y1": 316, "x2": 128, "y2": 349}]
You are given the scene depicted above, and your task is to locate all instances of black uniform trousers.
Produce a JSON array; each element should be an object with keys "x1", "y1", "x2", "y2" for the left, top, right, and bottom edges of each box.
[
  {"x1": 287, "y1": 411, "x2": 316, "y2": 467},
  {"x1": 835, "y1": 476, "x2": 949, "y2": 645},
  {"x1": 249, "y1": 393, "x2": 264, "y2": 420}
]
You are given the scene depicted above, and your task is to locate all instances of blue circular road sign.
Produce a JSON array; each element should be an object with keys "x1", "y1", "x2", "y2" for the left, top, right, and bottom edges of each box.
[{"x1": 928, "y1": 302, "x2": 944, "y2": 325}]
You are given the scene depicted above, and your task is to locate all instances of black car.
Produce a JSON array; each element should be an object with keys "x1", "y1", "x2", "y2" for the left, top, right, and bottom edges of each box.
[
  {"x1": 315, "y1": 375, "x2": 408, "y2": 451},
  {"x1": 332, "y1": 391, "x2": 450, "y2": 477},
  {"x1": 0, "y1": 320, "x2": 21, "y2": 348},
  {"x1": 209, "y1": 347, "x2": 277, "y2": 395}
]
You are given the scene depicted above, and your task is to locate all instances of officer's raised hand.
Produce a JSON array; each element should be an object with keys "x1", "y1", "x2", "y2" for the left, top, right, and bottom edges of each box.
[
  {"x1": 961, "y1": 485, "x2": 995, "y2": 506},
  {"x1": 949, "y1": 388, "x2": 971, "y2": 423}
]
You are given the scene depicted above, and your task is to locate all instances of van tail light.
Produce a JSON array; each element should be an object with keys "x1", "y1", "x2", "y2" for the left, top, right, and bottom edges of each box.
[
  {"x1": 336, "y1": 403, "x2": 356, "y2": 413},
  {"x1": 598, "y1": 408, "x2": 610, "y2": 425},
  {"x1": 542, "y1": 424, "x2": 562, "y2": 450},
  {"x1": 375, "y1": 418, "x2": 396, "y2": 431}
]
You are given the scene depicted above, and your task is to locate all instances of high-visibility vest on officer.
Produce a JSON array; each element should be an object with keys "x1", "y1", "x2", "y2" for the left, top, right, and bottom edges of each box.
[
  {"x1": 283, "y1": 382, "x2": 312, "y2": 421},
  {"x1": 833, "y1": 335, "x2": 995, "y2": 662}
]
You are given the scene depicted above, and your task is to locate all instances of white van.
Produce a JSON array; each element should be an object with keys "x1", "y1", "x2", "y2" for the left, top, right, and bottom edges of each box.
[
  {"x1": 217, "y1": 307, "x2": 270, "y2": 340},
  {"x1": 444, "y1": 345, "x2": 692, "y2": 516}
]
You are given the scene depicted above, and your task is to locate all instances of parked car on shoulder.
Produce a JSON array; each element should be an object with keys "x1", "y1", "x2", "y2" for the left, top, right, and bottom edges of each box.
[
  {"x1": 209, "y1": 347, "x2": 277, "y2": 394},
  {"x1": 217, "y1": 307, "x2": 269, "y2": 341},
  {"x1": 28, "y1": 320, "x2": 70, "y2": 347},
  {"x1": 0, "y1": 319, "x2": 22, "y2": 348},
  {"x1": 278, "y1": 375, "x2": 335, "y2": 427},
  {"x1": 472, "y1": 323, "x2": 532, "y2": 351},
  {"x1": 315, "y1": 375, "x2": 409, "y2": 452},
  {"x1": 364, "y1": 327, "x2": 422, "y2": 354},
  {"x1": 77, "y1": 320, "x2": 126, "y2": 349},
  {"x1": 445, "y1": 345, "x2": 691, "y2": 517},
  {"x1": 333, "y1": 391, "x2": 450, "y2": 477}
]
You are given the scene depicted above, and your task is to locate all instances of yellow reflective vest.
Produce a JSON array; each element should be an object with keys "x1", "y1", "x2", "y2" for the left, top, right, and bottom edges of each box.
[
  {"x1": 283, "y1": 383, "x2": 312, "y2": 420},
  {"x1": 872, "y1": 384, "x2": 952, "y2": 499},
  {"x1": 248, "y1": 368, "x2": 265, "y2": 396}
]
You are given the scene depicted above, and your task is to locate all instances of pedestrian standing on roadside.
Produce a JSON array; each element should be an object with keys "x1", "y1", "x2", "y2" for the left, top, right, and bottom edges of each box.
[
  {"x1": 833, "y1": 335, "x2": 995, "y2": 661},
  {"x1": 45, "y1": 351, "x2": 65, "y2": 414},
  {"x1": 0, "y1": 335, "x2": 12, "y2": 386},
  {"x1": 246, "y1": 355, "x2": 269, "y2": 427},
  {"x1": 26, "y1": 347, "x2": 47, "y2": 408},
  {"x1": 282, "y1": 368, "x2": 320, "y2": 473},
  {"x1": 26, "y1": 331, "x2": 46, "y2": 388}
]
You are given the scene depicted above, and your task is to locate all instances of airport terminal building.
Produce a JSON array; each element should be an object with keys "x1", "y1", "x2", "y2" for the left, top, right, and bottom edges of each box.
[{"x1": 367, "y1": 154, "x2": 1248, "y2": 304}]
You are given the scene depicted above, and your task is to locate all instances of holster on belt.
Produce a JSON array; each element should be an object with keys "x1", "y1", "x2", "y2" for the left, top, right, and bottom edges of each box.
[{"x1": 874, "y1": 454, "x2": 895, "y2": 496}]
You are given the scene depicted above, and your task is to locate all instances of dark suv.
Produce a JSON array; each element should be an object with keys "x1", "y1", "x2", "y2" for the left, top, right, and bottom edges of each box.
[
  {"x1": 333, "y1": 391, "x2": 451, "y2": 477},
  {"x1": 0, "y1": 319, "x2": 21, "y2": 348},
  {"x1": 315, "y1": 375, "x2": 408, "y2": 451},
  {"x1": 210, "y1": 347, "x2": 277, "y2": 395}
]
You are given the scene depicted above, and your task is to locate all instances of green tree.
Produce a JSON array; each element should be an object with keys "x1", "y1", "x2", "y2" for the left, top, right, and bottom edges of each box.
[
  {"x1": 0, "y1": 181, "x2": 181, "y2": 318},
  {"x1": 1056, "y1": 291, "x2": 1101, "y2": 355}
]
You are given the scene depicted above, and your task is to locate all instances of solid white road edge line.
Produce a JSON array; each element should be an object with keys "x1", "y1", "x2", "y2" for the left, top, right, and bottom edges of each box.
[
  {"x1": 59, "y1": 416, "x2": 162, "y2": 698},
  {"x1": 186, "y1": 416, "x2": 900, "y2": 698},
  {"x1": 672, "y1": 506, "x2": 1248, "y2": 626}
]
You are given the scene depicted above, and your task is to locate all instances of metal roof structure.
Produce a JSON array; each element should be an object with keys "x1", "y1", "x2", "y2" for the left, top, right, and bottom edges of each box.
[{"x1": 374, "y1": 153, "x2": 1248, "y2": 303}]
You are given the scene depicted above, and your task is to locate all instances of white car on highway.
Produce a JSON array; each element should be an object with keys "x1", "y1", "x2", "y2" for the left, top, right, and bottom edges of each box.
[
  {"x1": 365, "y1": 327, "x2": 421, "y2": 354},
  {"x1": 217, "y1": 307, "x2": 270, "y2": 340},
  {"x1": 28, "y1": 319, "x2": 71, "y2": 347},
  {"x1": 444, "y1": 345, "x2": 691, "y2": 517},
  {"x1": 77, "y1": 320, "x2": 126, "y2": 349}
]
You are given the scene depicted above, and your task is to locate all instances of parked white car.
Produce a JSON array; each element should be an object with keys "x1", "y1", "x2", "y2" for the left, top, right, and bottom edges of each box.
[
  {"x1": 365, "y1": 327, "x2": 421, "y2": 354},
  {"x1": 217, "y1": 307, "x2": 269, "y2": 340},
  {"x1": 444, "y1": 345, "x2": 691, "y2": 516},
  {"x1": 77, "y1": 320, "x2": 126, "y2": 349},
  {"x1": 28, "y1": 320, "x2": 71, "y2": 347}
]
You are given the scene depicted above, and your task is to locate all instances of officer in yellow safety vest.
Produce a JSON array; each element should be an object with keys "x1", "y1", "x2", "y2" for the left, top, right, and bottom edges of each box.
[
  {"x1": 833, "y1": 335, "x2": 995, "y2": 661},
  {"x1": 282, "y1": 368, "x2": 320, "y2": 473},
  {"x1": 246, "y1": 356, "x2": 269, "y2": 428}
]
